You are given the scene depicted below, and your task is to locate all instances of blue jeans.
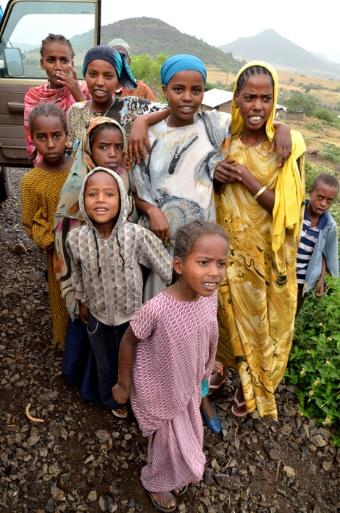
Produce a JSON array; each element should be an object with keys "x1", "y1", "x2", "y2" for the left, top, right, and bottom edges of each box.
[{"x1": 87, "y1": 312, "x2": 128, "y2": 410}]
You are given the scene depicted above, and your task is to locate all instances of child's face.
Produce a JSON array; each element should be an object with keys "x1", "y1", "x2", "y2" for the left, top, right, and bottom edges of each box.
[
  {"x1": 162, "y1": 70, "x2": 204, "y2": 126},
  {"x1": 91, "y1": 127, "x2": 124, "y2": 171},
  {"x1": 85, "y1": 60, "x2": 118, "y2": 106},
  {"x1": 235, "y1": 73, "x2": 274, "y2": 133},
  {"x1": 40, "y1": 42, "x2": 74, "y2": 89},
  {"x1": 84, "y1": 171, "x2": 120, "y2": 228},
  {"x1": 174, "y1": 234, "x2": 228, "y2": 299},
  {"x1": 310, "y1": 182, "x2": 338, "y2": 216},
  {"x1": 31, "y1": 115, "x2": 67, "y2": 163}
]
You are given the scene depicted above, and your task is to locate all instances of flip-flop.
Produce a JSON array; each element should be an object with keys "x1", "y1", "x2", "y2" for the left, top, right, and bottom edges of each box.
[
  {"x1": 173, "y1": 484, "x2": 188, "y2": 496},
  {"x1": 111, "y1": 407, "x2": 128, "y2": 419},
  {"x1": 231, "y1": 391, "x2": 247, "y2": 417},
  {"x1": 148, "y1": 491, "x2": 177, "y2": 513}
]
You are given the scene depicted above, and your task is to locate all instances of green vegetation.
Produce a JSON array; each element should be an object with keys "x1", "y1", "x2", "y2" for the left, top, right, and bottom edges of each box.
[
  {"x1": 321, "y1": 143, "x2": 340, "y2": 163},
  {"x1": 286, "y1": 91, "x2": 316, "y2": 116},
  {"x1": 287, "y1": 278, "x2": 340, "y2": 445},
  {"x1": 130, "y1": 53, "x2": 168, "y2": 98}
]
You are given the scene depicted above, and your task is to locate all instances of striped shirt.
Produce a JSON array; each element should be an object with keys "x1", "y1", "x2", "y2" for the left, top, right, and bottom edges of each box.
[{"x1": 296, "y1": 207, "x2": 325, "y2": 284}]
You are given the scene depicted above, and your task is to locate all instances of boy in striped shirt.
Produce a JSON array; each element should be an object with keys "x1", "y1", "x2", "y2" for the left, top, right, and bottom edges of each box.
[{"x1": 296, "y1": 173, "x2": 339, "y2": 312}]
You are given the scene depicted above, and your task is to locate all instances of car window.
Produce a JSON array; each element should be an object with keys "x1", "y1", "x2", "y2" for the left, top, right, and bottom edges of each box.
[{"x1": 1, "y1": 1, "x2": 96, "y2": 78}]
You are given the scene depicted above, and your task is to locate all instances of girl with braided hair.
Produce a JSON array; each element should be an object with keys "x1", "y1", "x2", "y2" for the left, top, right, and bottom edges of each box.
[{"x1": 214, "y1": 61, "x2": 306, "y2": 419}]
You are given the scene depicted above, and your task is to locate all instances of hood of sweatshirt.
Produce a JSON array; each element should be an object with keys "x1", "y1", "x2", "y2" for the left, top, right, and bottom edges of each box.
[{"x1": 79, "y1": 166, "x2": 128, "y2": 238}]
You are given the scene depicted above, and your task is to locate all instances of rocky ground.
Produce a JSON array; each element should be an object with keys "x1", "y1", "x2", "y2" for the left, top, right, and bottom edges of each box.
[{"x1": 0, "y1": 168, "x2": 339, "y2": 513}]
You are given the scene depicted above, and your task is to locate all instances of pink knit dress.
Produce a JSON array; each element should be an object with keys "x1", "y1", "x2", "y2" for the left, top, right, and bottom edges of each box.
[{"x1": 130, "y1": 291, "x2": 218, "y2": 492}]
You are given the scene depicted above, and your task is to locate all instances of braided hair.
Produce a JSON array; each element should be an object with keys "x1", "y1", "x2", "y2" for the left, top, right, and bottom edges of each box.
[
  {"x1": 29, "y1": 103, "x2": 67, "y2": 135},
  {"x1": 40, "y1": 34, "x2": 74, "y2": 59},
  {"x1": 235, "y1": 65, "x2": 274, "y2": 95}
]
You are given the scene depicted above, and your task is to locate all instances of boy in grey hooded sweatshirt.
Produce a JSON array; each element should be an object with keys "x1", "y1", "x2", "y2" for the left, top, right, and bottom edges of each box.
[{"x1": 66, "y1": 166, "x2": 172, "y2": 417}]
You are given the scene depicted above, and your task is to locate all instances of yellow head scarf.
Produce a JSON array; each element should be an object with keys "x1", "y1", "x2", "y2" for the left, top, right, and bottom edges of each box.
[{"x1": 231, "y1": 61, "x2": 305, "y2": 254}]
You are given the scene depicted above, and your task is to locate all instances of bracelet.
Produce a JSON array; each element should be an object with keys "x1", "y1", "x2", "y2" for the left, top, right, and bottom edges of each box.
[{"x1": 254, "y1": 185, "x2": 267, "y2": 200}]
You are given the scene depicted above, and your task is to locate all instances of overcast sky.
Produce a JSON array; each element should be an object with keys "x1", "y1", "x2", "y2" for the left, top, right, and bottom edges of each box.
[{"x1": 3, "y1": 0, "x2": 340, "y2": 63}]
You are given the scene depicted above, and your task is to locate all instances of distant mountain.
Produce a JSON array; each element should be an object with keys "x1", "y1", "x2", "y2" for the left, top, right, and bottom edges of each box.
[
  {"x1": 220, "y1": 29, "x2": 340, "y2": 78},
  {"x1": 70, "y1": 17, "x2": 243, "y2": 72}
]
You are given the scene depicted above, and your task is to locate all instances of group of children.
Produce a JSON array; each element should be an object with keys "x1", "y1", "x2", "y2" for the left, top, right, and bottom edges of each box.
[{"x1": 20, "y1": 34, "x2": 339, "y2": 513}]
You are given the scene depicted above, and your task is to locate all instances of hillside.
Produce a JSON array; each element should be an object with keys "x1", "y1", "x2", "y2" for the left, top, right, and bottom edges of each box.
[
  {"x1": 71, "y1": 17, "x2": 243, "y2": 72},
  {"x1": 220, "y1": 29, "x2": 340, "y2": 78}
]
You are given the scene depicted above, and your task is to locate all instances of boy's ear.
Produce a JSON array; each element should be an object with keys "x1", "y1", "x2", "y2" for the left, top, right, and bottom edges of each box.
[
  {"x1": 162, "y1": 84, "x2": 168, "y2": 100},
  {"x1": 40, "y1": 58, "x2": 44, "y2": 69},
  {"x1": 173, "y1": 256, "x2": 183, "y2": 276}
]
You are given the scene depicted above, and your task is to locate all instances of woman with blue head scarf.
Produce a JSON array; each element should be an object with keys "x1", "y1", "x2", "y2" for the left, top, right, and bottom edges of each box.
[{"x1": 67, "y1": 45, "x2": 162, "y2": 150}]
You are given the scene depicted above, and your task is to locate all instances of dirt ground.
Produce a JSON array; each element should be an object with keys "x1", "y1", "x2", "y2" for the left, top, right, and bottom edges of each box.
[{"x1": 0, "y1": 168, "x2": 339, "y2": 513}]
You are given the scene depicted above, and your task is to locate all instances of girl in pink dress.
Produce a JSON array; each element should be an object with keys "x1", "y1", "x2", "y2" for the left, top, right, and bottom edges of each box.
[{"x1": 112, "y1": 220, "x2": 229, "y2": 513}]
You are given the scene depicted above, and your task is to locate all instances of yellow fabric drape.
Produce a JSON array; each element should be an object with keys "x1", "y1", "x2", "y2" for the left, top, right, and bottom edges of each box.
[
  {"x1": 21, "y1": 167, "x2": 70, "y2": 348},
  {"x1": 216, "y1": 61, "x2": 305, "y2": 419}
]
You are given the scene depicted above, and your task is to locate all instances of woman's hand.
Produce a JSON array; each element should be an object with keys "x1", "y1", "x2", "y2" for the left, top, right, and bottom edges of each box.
[
  {"x1": 112, "y1": 383, "x2": 130, "y2": 405},
  {"x1": 148, "y1": 206, "x2": 170, "y2": 242},
  {"x1": 79, "y1": 302, "x2": 89, "y2": 324},
  {"x1": 272, "y1": 123, "x2": 292, "y2": 167},
  {"x1": 128, "y1": 116, "x2": 151, "y2": 165}
]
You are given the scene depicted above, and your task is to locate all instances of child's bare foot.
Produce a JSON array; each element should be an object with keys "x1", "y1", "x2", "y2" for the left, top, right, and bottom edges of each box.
[{"x1": 148, "y1": 491, "x2": 177, "y2": 512}]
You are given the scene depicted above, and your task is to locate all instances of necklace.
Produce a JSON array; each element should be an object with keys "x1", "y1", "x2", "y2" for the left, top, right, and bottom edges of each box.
[{"x1": 88, "y1": 99, "x2": 115, "y2": 117}]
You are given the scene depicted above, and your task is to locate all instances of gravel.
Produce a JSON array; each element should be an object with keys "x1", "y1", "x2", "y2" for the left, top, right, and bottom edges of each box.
[{"x1": 0, "y1": 168, "x2": 339, "y2": 513}]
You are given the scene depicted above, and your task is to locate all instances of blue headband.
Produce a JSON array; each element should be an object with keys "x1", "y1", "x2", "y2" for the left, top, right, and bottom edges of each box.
[
  {"x1": 160, "y1": 54, "x2": 207, "y2": 85},
  {"x1": 82, "y1": 46, "x2": 137, "y2": 88}
]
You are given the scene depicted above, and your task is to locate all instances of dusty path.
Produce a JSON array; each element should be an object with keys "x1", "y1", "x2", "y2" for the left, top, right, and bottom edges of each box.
[{"x1": 0, "y1": 169, "x2": 339, "y2": 513}]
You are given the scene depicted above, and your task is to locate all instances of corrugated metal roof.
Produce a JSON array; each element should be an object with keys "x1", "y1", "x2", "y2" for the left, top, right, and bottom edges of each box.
[{"x1": 202, "y1": 88, "x2": 233, "y2": 108}]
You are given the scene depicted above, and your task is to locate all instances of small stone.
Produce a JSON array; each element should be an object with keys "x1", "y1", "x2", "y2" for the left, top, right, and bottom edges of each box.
[
  {"x1": 280, "y1": 424, "x2": 292, "y2": 436},
  {"x1": 84, "y1": 455, "x2": 95, "y2": 464},
  {"x1": 313, "y1": 434, "x2": 327, "y2": 447},
  {"x1": 269, "y1": 449, "x2": 281, "y2": 461},
  {"x1": 283, "y1": 465, "x2": 296, "y2": 479},
  {"x1": 178, "y1": 504, "x2": 186, "y2": 513},
  {"x1": 88, "y1": 490, "x2": 97, "y2": 502},
  {"x1": 51, "y1": 486, "x2": 65, "y2": 502},
  {"x1": 95, "y1": 430, "x2": 111, "y2": 443},
  {"x1": 13, "y1": 242, "x2": 27, "y2": 254},
  {"x1": 322, "y1": 460, "x2": 333, "y2": 472}
]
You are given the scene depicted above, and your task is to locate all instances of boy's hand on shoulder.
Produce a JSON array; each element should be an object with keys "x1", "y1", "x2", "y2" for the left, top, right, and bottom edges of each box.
[
  {"x1": 112, "y1": 383, "x2": 130, "y2": 405},
  {"x1": 79, "y1": 303, "x2": 89, "y2": 324},
  {"x1": 272, "y1": 123, "x2": 292, "y2": 167}
]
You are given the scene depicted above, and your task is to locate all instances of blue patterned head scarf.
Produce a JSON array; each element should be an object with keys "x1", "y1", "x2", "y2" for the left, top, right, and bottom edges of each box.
[
  {"x1": 160, "y1": 54, "x2": 207, "y2": 85},
  {"x1": 82, "y1": 46, "x2": 137, "y2": 88}
]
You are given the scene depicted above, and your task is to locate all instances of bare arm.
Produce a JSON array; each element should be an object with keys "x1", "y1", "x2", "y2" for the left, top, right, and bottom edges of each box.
[
  {"x1": 315, "y1": 255, "x2": 327, "y2": 297},
  {"x1": 128, "y1": 107, "x2": 170, "y2": 164},
  {"x1": 112, "y1": 326, "x2": 139, "y2": 404},
  {"x1": 272, "y1": 122, "x2": 292, "y2": 167},
  {"x1": 134, "y1": 194, "x2": 170, "y2": 241},
  {"x1": 214, "y1": 160, "x2": 275, "y2": 212}
]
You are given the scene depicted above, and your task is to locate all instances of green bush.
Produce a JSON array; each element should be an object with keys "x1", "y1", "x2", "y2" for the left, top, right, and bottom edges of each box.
[
  {"x1": 314, "y1": 108, "x2": 336, "y2": 123},
  {"x1": 286, "y1": 277, "x2": 340, "y2": 444},
  {"x1": 322, "y1": 143, "x2": 340, "y2": 163},
  {"x1": 286, "y1": 91, "x2": 316, "y2": 116}
]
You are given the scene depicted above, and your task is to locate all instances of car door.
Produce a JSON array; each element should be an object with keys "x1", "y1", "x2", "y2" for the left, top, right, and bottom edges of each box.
[{"x1": 0, "y1": 0, "x2": 100, "y2": 168}]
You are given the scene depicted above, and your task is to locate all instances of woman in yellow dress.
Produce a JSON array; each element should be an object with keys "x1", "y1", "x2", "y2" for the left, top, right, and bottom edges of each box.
[{"x1": 214, "y1": 61, "x2": 305, "y2": 419}]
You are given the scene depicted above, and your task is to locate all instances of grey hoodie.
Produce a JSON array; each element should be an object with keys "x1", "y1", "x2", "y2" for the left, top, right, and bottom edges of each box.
[{"x1": 66, "y1": 167, "x2": 173, "y2": 326}]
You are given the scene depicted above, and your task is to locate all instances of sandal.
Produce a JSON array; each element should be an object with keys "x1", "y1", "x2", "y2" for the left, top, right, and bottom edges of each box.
[
  {"x1": 231, "y1": 388, "x2": 247, "y2": 418},
  {"x1": 173, "y1": 484, "x2": 188, "y2": 496},
  {"x1": 148, "y1": 491, "x2": 177, "y2": 512},
  {"x1": 111, "y1": 407, "x2": 128, "y2": 419}
]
